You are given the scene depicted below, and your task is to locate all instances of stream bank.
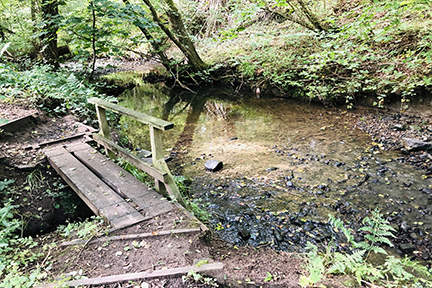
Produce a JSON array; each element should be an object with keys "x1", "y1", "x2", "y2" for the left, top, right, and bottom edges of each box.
[{"x1": 116, "y1": 81, "x2": 432, "y2": 265}]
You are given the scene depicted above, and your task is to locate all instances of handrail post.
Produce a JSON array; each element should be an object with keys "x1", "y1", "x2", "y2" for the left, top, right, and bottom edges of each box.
[
  {"x1": 95, "y1": 104, "x2": 115, "y2": 159},
  {"x1": 88, "y1": 97, "x2": 185, "y2": 206},
  {"x1": 149, "y1": 125, "x2": 185, "y2": 206},
  {"x1": 149, "y1": 125, "x2": 167, "y2": 195}
]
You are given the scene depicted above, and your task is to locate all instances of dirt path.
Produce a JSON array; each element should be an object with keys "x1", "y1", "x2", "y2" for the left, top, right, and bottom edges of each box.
[{"x1": 1, "y1": 103, "x2": 331, "y2": 288}]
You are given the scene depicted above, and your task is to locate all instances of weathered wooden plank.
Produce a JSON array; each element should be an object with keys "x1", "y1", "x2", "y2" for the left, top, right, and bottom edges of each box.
[
  {"x1": 88, "y1": 97, "x2": 174, "y2": 131},
  {"x1": 67, "y1": 143, "x2": 153, "y2": 200},
  {"x1": 131, "y1": 193, "x2": 170, "y2": 210},
  {"x1": 139, "y1": 201, "x2": 173, "y2": 217},
  {"x1": 95, "y1": 105, "x2": 115, "y2": 159},
  {"x1": 0, "y1": 113, "x2": 39, "y2": 134},
  {"x1": 66, "y1": 143, "x2": 174, "y2": 221},
  {"x1": 60, "y1": 228, "x2": 202, "y2": 246},
  {"x1": 45, "y1": 147, "x2": 145, "y2": 228},
  {"x1": 35, "y1": 263, "x2": 224, "y2": 287},
  {"x1": 92, "y1": 133, "x2": 167, "y2": 182},
  {"x1": 149, "y1": 125, "x2": 185, "y2": 206}
]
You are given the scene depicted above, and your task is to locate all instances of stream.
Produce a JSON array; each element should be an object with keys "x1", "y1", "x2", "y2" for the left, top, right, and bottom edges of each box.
[{"x1": 117, "y1": 82, "x2": 432, "y2": 260}]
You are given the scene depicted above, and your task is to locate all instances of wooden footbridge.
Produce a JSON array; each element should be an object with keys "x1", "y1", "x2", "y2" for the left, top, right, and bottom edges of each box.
[{"x1": 45, "y1": 97, "x2": 186, "y2": 231}]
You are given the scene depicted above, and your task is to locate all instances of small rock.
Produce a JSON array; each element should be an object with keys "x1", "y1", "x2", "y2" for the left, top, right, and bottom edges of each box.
[
  {"x1": 400, "y1": 221, "x2": 409, "y2": 232},
  {"x1": 205, "y1": 160, "x2": 223, "y2": 172},
  {"x1": 393, "y1": 123, "x2": 406, "y2": 130},
  {"x1": 410, "y1": 233, "x2": 418, "y2": 240},
  {"x1": 399, "y1": 243, "x2": 416, "y2": 255},
  {"x1": 286, "y1": 181, "x2": 295, "y2": 188},
  {"x1": 239, "y1": 229, "x2": 251, "y2": 240},
  {"x1": 410, "y1": 124, "x2": 422, "y2": 131},
  {"x1": 401, "y1": 138, "x2": 432, "y2": 151},
  {"x1": 421, "y1": 188, "x2": 431, "y2": 195},
  {"x1": 266, "y1": 167, "x2": 278, "y2": 172},
  {"x1": 136, "y1": 150, "x2": 152, "y2": 158},
  {"x1": 273, "y1": 230, "x2": 283, "y2": 242}
]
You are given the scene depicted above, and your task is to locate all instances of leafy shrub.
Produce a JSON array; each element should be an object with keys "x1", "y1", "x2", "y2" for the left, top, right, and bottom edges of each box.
[
  {"x1": 300, "y1": 209, "x2": 432, "y2": 287},
  {"x1": 57, "y1": 216, "x2": 106, "y2": 239},
  {"x1": 0, "y1": 63, "x2": 116, "y2": 125}
]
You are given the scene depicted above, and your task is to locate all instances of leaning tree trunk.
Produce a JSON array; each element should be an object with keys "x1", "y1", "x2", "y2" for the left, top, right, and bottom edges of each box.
[
  {"x1": 40, "y1": 0, "x2": 59, "y2": 67},
  {"x1": 141, "y1": 0, "x2": 207, "y2": 72},
  {"x1": 163, "y1": 0, "x2": 207, "y2": 71},
  {"x1": 122, "y1": 0, "x2": 172, "y2": 70}
]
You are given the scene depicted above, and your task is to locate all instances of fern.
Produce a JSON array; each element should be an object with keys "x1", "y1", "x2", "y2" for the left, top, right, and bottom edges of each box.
[
  {"x1": 309, "y1": 211, "x2": 432, "y2": 287},
  {"x1": 328, "y1": 214, "x2": 357, "y2": 246},
  {"x1": 300, "y1": 242, "x2": 326, "y2": 287},
  {"x1": 357, "y1": 209, "x2": 396, "y2": 258}
]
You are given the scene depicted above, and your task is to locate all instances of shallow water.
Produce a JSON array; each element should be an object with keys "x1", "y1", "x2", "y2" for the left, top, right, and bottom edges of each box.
[{"x1": 119, "y1": 83, "x2": 432, "y2": 254}]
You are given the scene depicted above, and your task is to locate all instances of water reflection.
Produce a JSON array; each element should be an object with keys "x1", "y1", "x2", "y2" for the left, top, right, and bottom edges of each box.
[{"x1": 119, "y1": 83, "x2": 432, "y2": 254}]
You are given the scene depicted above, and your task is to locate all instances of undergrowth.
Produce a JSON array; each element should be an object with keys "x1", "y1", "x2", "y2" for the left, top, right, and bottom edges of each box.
[
  {"x1": 300, "y1": 209, "x2": 432, "y2": 287},
  {"x1": 57, "y1": 216, "x2": 107, "y2": 240},
  {"x1": 199, "y1": 0, "x2": 432, "y2": 107},
  {"x1": 0, "y1": 179, "x2": 50, "y2": 287},
  {"x1": 0, "y1": 63, "x2": 116, "y2": 125}
]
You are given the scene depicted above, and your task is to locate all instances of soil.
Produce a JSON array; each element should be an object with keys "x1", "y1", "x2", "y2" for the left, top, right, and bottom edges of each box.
[
  {"x1": 1, "y1": 99, "x2": 432, "y2": 288},
  {"x1": 0, "y1": 103, "x2": 315, "y2": 288}
]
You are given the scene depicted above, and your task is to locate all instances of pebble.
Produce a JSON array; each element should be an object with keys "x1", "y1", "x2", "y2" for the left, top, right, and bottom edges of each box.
[
  {"x1": 400, "y1": 221, "x2": 409, "y2": 232},
  {"x1": 399, "y1": 243, "x2": 416, "y2": 255},
  {"x1": 239, "y1": 229, "x2": 251, "y2": 240}
]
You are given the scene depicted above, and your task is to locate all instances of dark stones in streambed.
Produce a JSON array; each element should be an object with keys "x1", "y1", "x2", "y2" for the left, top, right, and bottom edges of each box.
[
  {"x1": 266, "y1": 167, "x2": 278, "y2": 172},
  {"x1": 402, "y1": 138, "x2": 432, "y2": 151},
  {"x1": 399, "y1": 243, "x2": 416, "y2": 255},
  {"x1": 205, "y1": 160, "x2": 223, "y2": 172},
  {"x1": 238, "y1": 228, "x2": 251, "y2": 240},
  {"x1": 420, "y1": 187, "x2": 431, "y2": 195}
]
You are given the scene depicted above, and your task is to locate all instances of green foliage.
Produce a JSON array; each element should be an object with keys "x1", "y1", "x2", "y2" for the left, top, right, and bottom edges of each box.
[
  {"x1": 301, "y1": 210, "x2": 432, "y2": 287},
  {"x1": 25, "y1": 170, "x2": 44, "y2": 192},
  {"x1": 264, "y1": 271, "x2": 274, "y2": 282},
  {"x1": 182, "y1": 270, "x2": 219, "y2": 287},
  {"x1": 57, "y1": 215, "x2": 106, "y2": 239},
  {"x1": 0, "y1": 63, "x2": 115, "y2": 124},
  {"x1": 62, "y1": 0, "x2": 150, "y2": 62},
  {"x1": 201, "y1": 0, "x2": 432, "y2": 106},
  {"x1": 0, "y1": 179, "x2": 15, "y2": 196},
  {"x1": 299, "y1": 242, "x2": 325, "y2": 286},
  {"x1": 0, "y1": 202, "x2": 44, "y2": 287},
  {"x1": 116, "y1": 158, "x2": 154, "y2": 189}
]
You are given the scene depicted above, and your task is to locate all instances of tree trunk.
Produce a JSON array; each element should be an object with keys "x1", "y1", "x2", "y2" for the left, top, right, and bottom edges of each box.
[
  {"x1": 295, "y1": 0, "x2": 326, "y2": 32},
  {"x1": 90, "y1": 1, "x2": 97, "y2": 79},
  {"x1": 30, "y1": 0, "x2": 40, "y2": 52},
  {"x1": 40, "y1": 0, "x2": 59, "y2": 67},
  {"x1": 122, "y1": 0, "x2": 172, "y2": 70},
  {"x1": 163, "y1": 0, "x2": 207, "y2": 71},
  {"x1": 141, "y1": 0, "x2": 207, "y2": 72}
]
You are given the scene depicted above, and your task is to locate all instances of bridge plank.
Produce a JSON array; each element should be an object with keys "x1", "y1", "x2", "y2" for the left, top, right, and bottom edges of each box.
[
  {"x1": 66, "y1": 143, "x2": 175, "y2": 218},
  {"x1": 35, "y1": 263, "x2": 224, "y2": 287},
  {"x1": 45, "y1": 146, "x2": 146, "y2": 229}
]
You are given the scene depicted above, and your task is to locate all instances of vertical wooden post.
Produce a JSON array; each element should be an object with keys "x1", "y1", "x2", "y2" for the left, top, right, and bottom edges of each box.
[
  {"x1": 149, "y1": 125, "x2": 185, "y2": 206},
  {"x1": 95, "y1": 105, "x2": 115, "y2": 159},
  {"x1": 149, "y1": 124, "x2": 167, "y2": 195}
]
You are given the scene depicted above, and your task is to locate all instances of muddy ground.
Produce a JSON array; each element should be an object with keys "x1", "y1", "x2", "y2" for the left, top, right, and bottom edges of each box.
[{"x1": 1, "y1": 98, "x2": 432, "y2": 287}]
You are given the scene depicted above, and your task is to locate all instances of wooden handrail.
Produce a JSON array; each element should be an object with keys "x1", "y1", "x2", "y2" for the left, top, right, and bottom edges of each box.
[
  {"x1": 88, "y1": 97, "x2": 185, "y2": 206},
  {"x1": 88, "y1": 97, "x2": 174, "y2": 131}
]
